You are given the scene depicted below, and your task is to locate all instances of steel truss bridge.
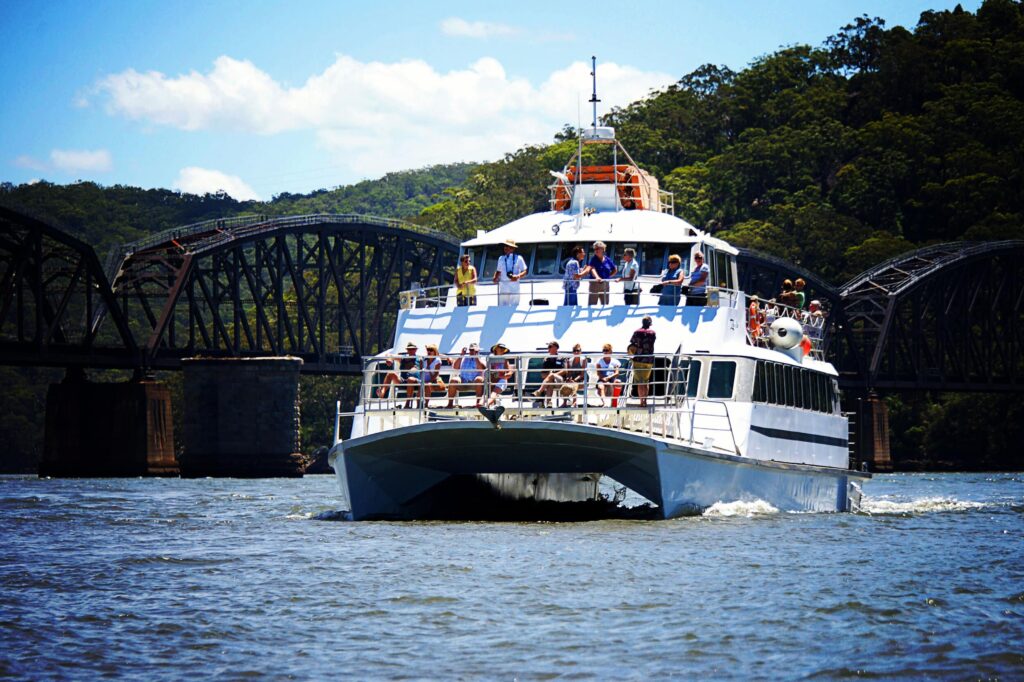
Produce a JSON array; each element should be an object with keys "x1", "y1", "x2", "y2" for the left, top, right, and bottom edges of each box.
[{"x1": 1, "y1": 206, "x2": 1022, "y2": 391}]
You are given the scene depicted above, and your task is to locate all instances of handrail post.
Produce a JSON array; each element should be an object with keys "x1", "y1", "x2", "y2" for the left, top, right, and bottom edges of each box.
[{"x1": 334, "y1": 400, "x2": 341, "y2": 444}]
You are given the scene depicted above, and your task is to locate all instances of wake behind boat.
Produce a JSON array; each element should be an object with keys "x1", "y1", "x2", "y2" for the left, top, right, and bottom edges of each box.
[{"x1": 328, "y1": 66, "x2": 868, "y2": 520}]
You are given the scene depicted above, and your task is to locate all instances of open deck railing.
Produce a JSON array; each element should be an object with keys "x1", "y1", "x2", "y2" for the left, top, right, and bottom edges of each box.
[
  {"x1": 335, "y1": 351, "x2": 741, "y2": 456},
  {"x1": 399, "y1": 280, "x2": 746, "y2": 310}
]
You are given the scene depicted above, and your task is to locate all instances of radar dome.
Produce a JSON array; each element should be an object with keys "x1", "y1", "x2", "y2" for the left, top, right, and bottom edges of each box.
[{"x1": 769, "y1": 317, "x2": 803, "y2": 350}]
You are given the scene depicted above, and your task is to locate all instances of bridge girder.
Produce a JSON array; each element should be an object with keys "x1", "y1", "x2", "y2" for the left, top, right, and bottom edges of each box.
[
  {"x1": 0, "y1": 206, "x2": 137, "y2": 368},
  {"x1": 835, "y1": 240, "x2": 1024, "y2": 391},
  {"x1": 110, "y1": 214, "x2": 459, "y2": 374}
]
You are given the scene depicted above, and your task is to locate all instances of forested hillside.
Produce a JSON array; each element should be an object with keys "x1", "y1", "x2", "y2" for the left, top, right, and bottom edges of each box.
[
  {"x1": 2, "y1": 1, "x2": 1022, "y2": 471},
  {"x1": 416, "y1": 2, "x2": 1024, "y2": 284}
]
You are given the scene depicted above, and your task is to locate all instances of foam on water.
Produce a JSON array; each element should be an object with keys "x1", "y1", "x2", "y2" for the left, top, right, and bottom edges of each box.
[
  {"x1": 702, "y1": 499, "x2": 780, "y2": 517},
  {"x1": 860, "y1": 495, "x2": 989, "y2": 515}
]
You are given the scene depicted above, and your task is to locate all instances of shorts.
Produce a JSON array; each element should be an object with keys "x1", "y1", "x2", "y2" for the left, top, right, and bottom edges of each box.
[
  {"x1": 459, "y1": 370, "x2": 483, "y2": 383},
  {"x1": 632, "y1": 362, "x2": 653, "y2": 383},
  {"x1": 492, "y1": 378, "x2": 508, "y2": 393}
]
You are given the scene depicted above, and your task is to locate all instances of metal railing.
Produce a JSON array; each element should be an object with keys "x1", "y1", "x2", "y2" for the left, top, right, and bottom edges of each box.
[
  {"x1": 399, "y1": 280, "x2": 747, "y2": 310},
  {"x1": 337, "y1": 351, "x2": 741, "y2": 455},
  {"x1": 746, "y1": 295, "x2": 829, "y2": 358}
]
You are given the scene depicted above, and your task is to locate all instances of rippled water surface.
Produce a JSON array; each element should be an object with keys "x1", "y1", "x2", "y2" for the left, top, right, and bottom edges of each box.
[{"x1": 1, "y1": 473, "x2": 1022, "y2": 679}]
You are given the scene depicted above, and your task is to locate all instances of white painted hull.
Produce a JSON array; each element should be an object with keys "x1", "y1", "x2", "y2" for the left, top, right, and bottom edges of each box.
[{"x1": 328, "y1": 421, "x2": 867, "y2": 520}]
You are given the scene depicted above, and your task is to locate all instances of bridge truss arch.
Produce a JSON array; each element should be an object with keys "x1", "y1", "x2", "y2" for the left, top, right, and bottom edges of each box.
[
  {"x1": 0, "y1": 206, "x2": 137, "y2": 368},
  {"x1": 836, "y1": 240, "x2": 1024, "y2": 391},
  {"x1": 109, "y1": 214, "x2": 460, "y2": 374}
]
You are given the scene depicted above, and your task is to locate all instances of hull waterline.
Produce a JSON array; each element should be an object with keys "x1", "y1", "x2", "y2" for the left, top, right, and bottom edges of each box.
[{"x1": 328, "y1": 421, "x2": 867, "y2": 520}]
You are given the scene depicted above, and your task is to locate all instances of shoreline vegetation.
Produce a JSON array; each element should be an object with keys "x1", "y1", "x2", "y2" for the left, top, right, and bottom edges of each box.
[{"x1": 2, "y1": 1, "x2": 1023, "y2": 473}]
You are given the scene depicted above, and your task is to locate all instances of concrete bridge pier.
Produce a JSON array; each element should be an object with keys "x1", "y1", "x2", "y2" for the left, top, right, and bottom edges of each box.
[
  {"x1": 40, "y1": 368, "x2": 178, "y2": 477},
  {"x1": 179, "y1": 357, "x2": 305, "y2": 477},
  {"x1": 848, "y1": 391, "x2": 893, "y2": 472}
]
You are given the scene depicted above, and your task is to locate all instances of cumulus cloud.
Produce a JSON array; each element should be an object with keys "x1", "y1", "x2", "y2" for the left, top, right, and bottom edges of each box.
[
  {"x1": 50, "y1": 149, "x2": 113, "y2": 173},
  {"x1": 172, "y1": 167, "x2": 260, "y2": 201},
  {"x1": 440, "y1": 17, "x2": 519, "y2": 38},
  {"x1": 93, "y1": 55, "x2": 673, "y2": 178}
]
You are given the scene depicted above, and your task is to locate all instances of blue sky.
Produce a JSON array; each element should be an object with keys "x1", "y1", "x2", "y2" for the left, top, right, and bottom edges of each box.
[{"x1": 0, "y1": 0, "x2": 981, "y2": 200}]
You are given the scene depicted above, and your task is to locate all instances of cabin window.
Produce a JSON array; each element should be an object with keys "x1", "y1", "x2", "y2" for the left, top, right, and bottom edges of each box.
[
  {"x1": 641, "y1": 244, "x2": 665, "y2": 275},
  {"x1": 670, "y1": 245, "x2": 693, "y2": 275},
  {"x1": 715, "y1": 251, "x2": 730, "y2": 289},
  {"x1": 533, "y1": 244, "x2": 560, "y2": 276},
  {"x1": 686, "y1": 360, "x2": 702, "y2": 398},
  {"x1": 481, "y1": 245, "x2": 502, "y2": 279},
  {"x1": 753, "y1": 362, "x2": 765, "y2": 402},
  {"x1": 707, "y1": 361, "x2": 736, "y2": 399}
]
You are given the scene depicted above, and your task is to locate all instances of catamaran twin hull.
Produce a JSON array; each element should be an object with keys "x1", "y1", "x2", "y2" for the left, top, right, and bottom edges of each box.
[{"x1": 328, "y1": 420, "x2": 867, "y2": 521}]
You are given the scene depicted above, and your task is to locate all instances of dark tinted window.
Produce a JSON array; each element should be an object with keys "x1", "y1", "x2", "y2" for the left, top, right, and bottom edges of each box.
[
  {"x1": 707, "y1": 361, "x2": 736, "y2": 399},
  {"x1": 686, "y1": 360, "x2": 701, "y2": 398}
]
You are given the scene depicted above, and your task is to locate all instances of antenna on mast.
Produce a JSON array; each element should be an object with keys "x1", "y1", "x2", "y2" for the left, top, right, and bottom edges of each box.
[{"x1": 588, "y1": 55, "x2": 600, "y2": 130}]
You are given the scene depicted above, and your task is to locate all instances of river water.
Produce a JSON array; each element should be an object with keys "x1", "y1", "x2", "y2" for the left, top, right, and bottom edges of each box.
[{"x1": 1, "y1": 472, "x2": 1021, "y2": 679}]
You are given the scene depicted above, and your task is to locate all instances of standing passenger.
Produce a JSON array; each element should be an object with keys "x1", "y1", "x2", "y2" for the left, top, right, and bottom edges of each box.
[
  {"x1": 618, "y1": 248, "x2": 640, "y2": 305},
  {"x1": 455, "y1": 254, "x2": 478, "y2": 306},
  {"x1": 659, "y1": 254, "x2": 685, "y2": 306},
  {"x1": 582, "y1": 241, "x2": 617, "y2": 305},
  {"x1": 629, "y1": 317, "x2": 657, "y2": 407},
  {"x1": 492, "y1": 240, "x2": 527, "y2": 307},
  {"x1": 562, "y1": 246, "x2": 585, "y2": 306},
  {"x1": 686, "y1": 251, "x2": 709, "y2": 306},
  {"x1": 794, "y1": 278, "x2": 807, "y2": 310}
]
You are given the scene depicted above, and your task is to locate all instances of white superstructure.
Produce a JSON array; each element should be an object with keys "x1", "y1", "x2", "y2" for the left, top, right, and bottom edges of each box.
[{"x1": 328, "y1": 122, "x2": 866, "y2": 520}]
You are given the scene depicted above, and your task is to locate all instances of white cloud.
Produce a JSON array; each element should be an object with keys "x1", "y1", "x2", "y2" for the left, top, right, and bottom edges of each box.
[
  {"x1": 172, "y1": 167, "x2": 261, "y2": 201},
  {"x1": 50, "y1": 149, "x2": 113, "y2": 173},
  {"x1": 440, "y1": 17, "x2": 519, "y2": 38},
  {"x1": 14, "y1": 155, "x2": 47, "y2": 171},
  {"x1": 13, "y1": 149, "x2": 112, "y2": 174},
  {"x1": 93, "y1": 55, "x2": 673, "y2": 178}
]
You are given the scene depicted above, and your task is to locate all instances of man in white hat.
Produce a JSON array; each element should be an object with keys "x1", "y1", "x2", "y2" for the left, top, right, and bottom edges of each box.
[{"x1": 492, "y1": 239, "x2": 528, "y2": 307}]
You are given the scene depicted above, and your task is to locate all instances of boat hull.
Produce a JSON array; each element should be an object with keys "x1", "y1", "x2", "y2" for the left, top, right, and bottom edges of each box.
[{"x1": 328, "y1": 421, "x2": 867, "y2": 520}]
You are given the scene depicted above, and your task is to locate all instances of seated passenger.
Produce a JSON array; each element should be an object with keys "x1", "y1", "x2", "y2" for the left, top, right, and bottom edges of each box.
[
  {"x1": 594, "y1": 343, "x2": 622, "y2": 406},
  {"x1": 446, "y1": 342, "x2": 485, "y2": 408},
  {"x1": 420, "y1": 344, "x2": 446, "y2": 408},
  {"x1": 658, "y1": 254, "x2": 685, "y2": 306},
  {"x1": 485, "y1": 343, "x2": 514, "y2": 407},
  {"x1": 377, "y1": 342, "x2": 420, "y2": 407},
  {"x1": 561, "y1": 343, "x2": 589, "y2": 406},
  {"x1": 532, "y1": 340, "x2": 567, "y2": 403}
]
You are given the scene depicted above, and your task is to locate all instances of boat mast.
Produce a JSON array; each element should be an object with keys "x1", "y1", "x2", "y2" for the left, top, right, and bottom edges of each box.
[{"x1": 589, "y1": 55, "x2": 600, "y2": 131}]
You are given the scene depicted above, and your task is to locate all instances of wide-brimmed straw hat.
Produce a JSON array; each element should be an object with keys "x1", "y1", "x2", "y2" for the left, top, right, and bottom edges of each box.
[
  {"x1": 501, "y1": 239, "x2": 517, "y2": 249},
  {"x1": 491, "y1": 343, "x2": 509, "y2": 353},
  {"x1": 405, "y1": 342, "x2": 418, "y2": 350}
]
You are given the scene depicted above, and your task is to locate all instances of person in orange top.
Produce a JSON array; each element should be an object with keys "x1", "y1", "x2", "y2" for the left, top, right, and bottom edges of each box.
[{"x1": 748, "y1": 295, "x2": 764, "y2": 341}]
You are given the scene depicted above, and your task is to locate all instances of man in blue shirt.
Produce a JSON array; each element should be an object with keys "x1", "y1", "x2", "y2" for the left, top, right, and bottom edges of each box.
[
  {"x1": 562, "y1": 246, "x2": 584, "y2": 305},
  {"x1": 686, "y1": 251, "x2": 710, "y2": 306},
  {"x1": 581, "y1": 240, "x2": 617, "y2": 305}
]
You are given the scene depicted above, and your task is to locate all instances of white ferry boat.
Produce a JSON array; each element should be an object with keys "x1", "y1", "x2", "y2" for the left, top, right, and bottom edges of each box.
[{"x1": 328, "y1": 120, "x2": 868, "y2": 520}]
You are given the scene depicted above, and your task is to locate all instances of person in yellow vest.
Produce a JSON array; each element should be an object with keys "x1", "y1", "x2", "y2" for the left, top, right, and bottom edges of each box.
[{"x1": 455, "y1": 254, "x2": 478, "y2": 306}]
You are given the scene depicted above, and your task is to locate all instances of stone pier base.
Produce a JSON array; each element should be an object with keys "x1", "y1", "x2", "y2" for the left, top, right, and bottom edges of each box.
[
  {"x1": 40, "y1": 372, "x2": 178, "y2": 477},
  {"x1": 180, "y1": 357, "x2": 305, "y2": 478}
]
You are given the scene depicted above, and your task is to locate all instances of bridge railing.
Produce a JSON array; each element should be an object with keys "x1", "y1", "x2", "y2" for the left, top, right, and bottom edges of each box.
[{"x1": 116, "y1": 213, "x2": 459, "y2": 260}]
